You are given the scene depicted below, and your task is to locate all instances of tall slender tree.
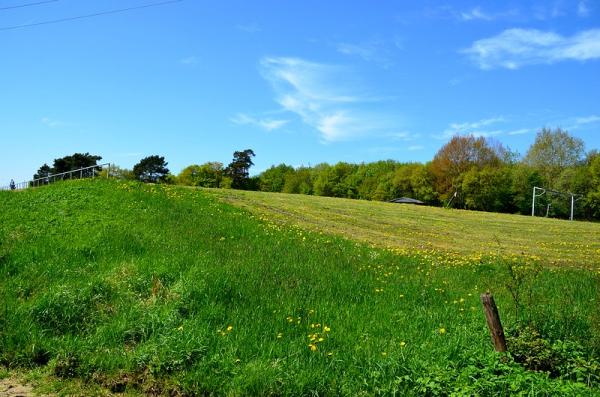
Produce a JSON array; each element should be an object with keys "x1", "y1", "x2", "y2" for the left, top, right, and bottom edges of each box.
[{"x1": 226, "y1": 149, "x2": 255, "y2": 189}]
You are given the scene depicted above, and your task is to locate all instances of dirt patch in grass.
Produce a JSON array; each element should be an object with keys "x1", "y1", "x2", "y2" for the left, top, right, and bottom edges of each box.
[{"x1": 0, "y1": 378, "x2": 36, "y2": 397}]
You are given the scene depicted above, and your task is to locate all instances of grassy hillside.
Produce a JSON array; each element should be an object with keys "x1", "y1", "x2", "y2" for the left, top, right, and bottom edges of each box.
[
  {"x1": 209, "y1": 189, "x2": 600, "y2": 269},
  {"x1": 0, "y1": 180, "x2": 599, "y2": 396}
]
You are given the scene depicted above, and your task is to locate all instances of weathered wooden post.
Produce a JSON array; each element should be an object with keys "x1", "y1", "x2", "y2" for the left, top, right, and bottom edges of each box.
[{"x1": 480, "y1": 292, "x2": 507, "y2": 352}]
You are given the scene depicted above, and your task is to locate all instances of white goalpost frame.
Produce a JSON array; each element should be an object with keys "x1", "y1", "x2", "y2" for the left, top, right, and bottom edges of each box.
[{"x1": 531, "y1": 186, "x2": 579, "y2": 221}]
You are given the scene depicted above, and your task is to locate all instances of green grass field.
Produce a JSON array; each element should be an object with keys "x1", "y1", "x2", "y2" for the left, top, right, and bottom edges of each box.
[
  {"x1": 1, "y1": 180, "x2": 599, "y2": 396},
  {"x1": 208, "y1": 189, "x2": 600, "y2": 270}
]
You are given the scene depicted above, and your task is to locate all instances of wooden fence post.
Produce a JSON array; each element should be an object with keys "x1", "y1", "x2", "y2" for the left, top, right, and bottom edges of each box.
[{"x1": 480, "y1": 292, "x2": 507, "y2": 352}]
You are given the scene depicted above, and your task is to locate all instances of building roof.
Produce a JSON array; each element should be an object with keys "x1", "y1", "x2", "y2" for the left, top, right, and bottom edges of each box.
[{"x1": 389, "y1": 197, "x2": 425, "y2": 205}]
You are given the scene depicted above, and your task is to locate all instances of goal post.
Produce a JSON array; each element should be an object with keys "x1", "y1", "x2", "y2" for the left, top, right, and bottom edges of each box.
[{"x1": 531, "y1": 186, "x2": 580, "y2": 221}]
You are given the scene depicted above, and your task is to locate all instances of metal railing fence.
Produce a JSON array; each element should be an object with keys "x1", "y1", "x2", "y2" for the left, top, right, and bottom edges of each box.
[{"x1": 1, "y1": 163, "x2": 110, "y2": 191}]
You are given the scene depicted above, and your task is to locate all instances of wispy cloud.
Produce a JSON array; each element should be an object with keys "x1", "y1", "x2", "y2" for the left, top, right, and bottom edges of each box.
[
  {"x1": 460, "y1": 7, "x2": 493, "y2": 21},
  {"x1": 336, "y1": 37, "x2": 402, "y2": 68},
  {"x1": 237, "y1": 23, "x2": 261, "y2": 33},
  {"x1": 408, "y1": 145, "x2": 425, "y2": 151},
  {"x1": 259, "y1": 56, "x2": 406, "y2": 143},
  {"x1": 532, "y1": 2, "x2": 565, "y2": 20},
  {"x1": 438, "y1": 117, "x2": 506, "y2": 139},
  {"x1": 387, "y1": 131, "x2": 419, "y2": 141},
  {"x1": 230, "y1": 113, "x2": 289, "y2": 131},
  {"x1": 41, "y1": 117, "x2": 65, "y2": 128},
  {"x1": 578, "y1": 1, "x2": 591, "y2": 17},
  {"x1": 507, "y1": 128, "x2": 531, "y2": 136},
  {"x1": 575, "y1": 115, "x2": 600, "y2": 125},
  {"x1": 179, "y1": 56, "x2": 199, "y2": 65},
  {"x1": 463, "y1": 28, "x2": 600, "y2": 69},
  {"x1": 422, "y1": 5, "x2": 519, "y2": 22}
]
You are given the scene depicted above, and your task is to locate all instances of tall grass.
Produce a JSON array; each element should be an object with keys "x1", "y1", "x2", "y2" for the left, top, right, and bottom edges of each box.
[{"x1": 0, "y1": 179, "x2": 598, "y2": 395}]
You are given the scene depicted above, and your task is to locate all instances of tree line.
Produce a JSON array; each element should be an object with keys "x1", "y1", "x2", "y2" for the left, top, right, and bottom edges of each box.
[{"x1": 31, "y1": 128, "x2": 600, "y2": 220}]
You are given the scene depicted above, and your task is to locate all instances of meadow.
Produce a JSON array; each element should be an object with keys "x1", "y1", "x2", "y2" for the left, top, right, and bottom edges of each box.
[
  {"x1": 0, "y1": 179, "x2": 599, "y2": 396},
  {"x1": 208, "y1": 189, "x2": 600, "y2": 270}
]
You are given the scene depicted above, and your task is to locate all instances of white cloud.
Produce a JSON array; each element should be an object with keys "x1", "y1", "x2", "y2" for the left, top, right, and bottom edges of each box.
[
  {"x1": 464, "y1": 28, "x2": 600, "y2": 69},
  {"x1": 179, "y1": 56, "x2": 199, "y2": 65},
  {"x1": 575, "y1": 115, "x2": 600, "y2": 125},
  {"x1": 387, "y1": 131, "x2": 418, "y2": 141},
  {"x1": 259, "y1": 56, "x2": 406, "y2": 143},
  {"x1": 507, "y1": 128, "x2": 531, "y2": 135},
  {"x1": 41, "y1": 117, "x2": 65, "y2": 128},
  {"x1": 578, "y1": 1, "x2": 591, "y2": 17},
  {"x1": 439, "y1": 117, "x2": 506, "y2": 139},
  {"x1": 532, "y1": 2, "x2": 565, "y2": 20},
  {"x1": 423, "y1": 5, "x2": 519, "y2": 22},
  {"x1": 337, "y1": 42, "x2": 380, "y2": 61},
  {"x1": 237, "y1": 23, "x2": 261, "y2": 33},
  {"x1": 460, "y1": 7, "x2": 493, "y2": 21},
  {"x1": 231, "y1": 113, "x2": 289, "y2": 131},
  {"x1": 336, "y1": 38, "x2": 400, "y2": 67}
]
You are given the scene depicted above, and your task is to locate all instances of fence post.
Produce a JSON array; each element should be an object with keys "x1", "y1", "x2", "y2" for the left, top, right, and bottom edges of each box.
[{"x1": 480, "y1": 292, "x2": 507, "y2": 352}]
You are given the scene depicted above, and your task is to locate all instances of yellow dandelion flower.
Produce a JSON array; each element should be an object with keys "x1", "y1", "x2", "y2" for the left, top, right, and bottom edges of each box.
[
  {"x1": 309, "y1": 344, "x2": 317, "y2": 352},
  {"x1": 439, "y1": 328, "x2": 446, "y2": 335},
  {"x1": 400, "y1": 341, "x2": 406, "y2": 347},
  {"x1": 226, "y1": 325, "x2": 233, "y2": 332},
  {"x1": 324, "y1": 326, "x2": 331, "y2": 332}
]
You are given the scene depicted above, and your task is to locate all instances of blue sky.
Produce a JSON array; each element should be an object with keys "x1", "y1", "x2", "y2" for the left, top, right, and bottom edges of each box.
[{"x1": 1, "y1": 0, "x2": 599, "y2": 185}]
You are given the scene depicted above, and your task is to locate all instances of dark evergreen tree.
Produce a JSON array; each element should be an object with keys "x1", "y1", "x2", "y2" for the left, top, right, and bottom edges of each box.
[
  {"x1": 226, "y1": 149, "x2": 255, "y2": 189},
  {"x1": 32, "y1": 153, "x2": 102, "y2": 181},
  {"x1": 33, "y1": 163, "x2": 53, "y2": 182},
  {"x1": 133, "y1": 155, "x2": 170, "y2": 183},
  {"x1": 53, "y1": 153, "x2": 102, "y2": 176}
]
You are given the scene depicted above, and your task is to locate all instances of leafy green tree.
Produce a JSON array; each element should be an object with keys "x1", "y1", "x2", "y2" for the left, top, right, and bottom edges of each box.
[
  {"x1": 410, "y1": 164, "x2": 438, "y2": 204},
  {"x1": 371, "y1": 172, "x2": 395, "y2": 201},
  {"x1": 259, "y1": 164, "x2": 294, "y2": 192},
  {"x1": 524, "y1": 128, "x2": 584, "y2": 188},
  {"x1": 584, "y1": 155, "x2": 600, "y2": 219},
  {"x1": 430, "y1": 135, "x2": 503, "y2": 201},
  {"x1": 99, "y1": 164, "x2": 134, "y2": 180},
  {"x1": 283, "y1": 167, "x2": 313, "y2": 194},
  {"x1": 462, "y1": 166, "x2": 513, "y2": 212},
  {"x1": 391, "y1": 164, "x2": 422, "y2": 198},
  {"x1": 510, "y1": 165, "x2": 544, "y2": 215},
  {"x1": 354, "y1": 161, "x2": 399, "y2": 200},
  {"x1": 555, "y1": 166, "x2": 591, "y2": 218},
  {"x1": 226, "y1": 149, "x2": 255, "y2": 189},
  {"x1": 133, "y1": 155, "x2": 169, "y2": 183},
  {"x1": 178, "y1": 162, "x2": 223, "y2": 187},
  {"x1": 313, "y1": 162, "x2": 357, "y2": 198}
]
